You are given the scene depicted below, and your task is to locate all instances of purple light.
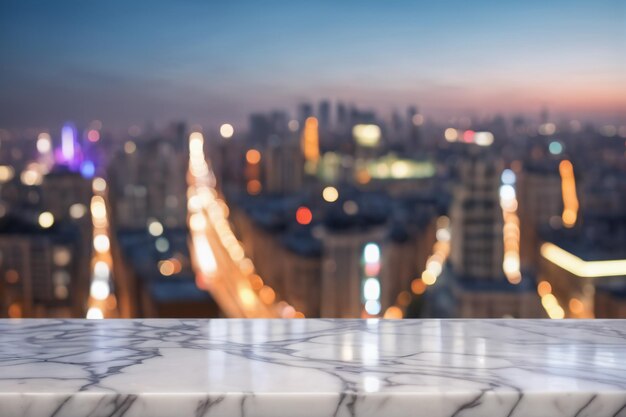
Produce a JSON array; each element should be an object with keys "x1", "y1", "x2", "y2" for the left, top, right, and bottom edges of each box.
[{"x1": 61, "y1": 123, "x2": 76, "y2": 161}]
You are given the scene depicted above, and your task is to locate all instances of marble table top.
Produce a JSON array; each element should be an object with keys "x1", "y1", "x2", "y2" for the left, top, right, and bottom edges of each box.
[{"x1": 0, "y1": 319, "x2": 625, "y2": 417}]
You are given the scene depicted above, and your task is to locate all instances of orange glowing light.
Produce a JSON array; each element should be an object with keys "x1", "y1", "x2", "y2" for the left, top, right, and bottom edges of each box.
[
  {"x1": 396, "y1": 291, "x2": 412, "y2": 307},
  {"x1": 301, "y1": 117, "x2": 320, "y2": 164},
  {"x1": 411, "y1": 278, "x2": 426, "y2": 295},
  {"x1": 259, "y1": 286, "x2": 276, "y2": 304},
  {"x1": 249, "y1": 274, "x2": 264, "y2": 291},
  {"x1": 537, "y1": 281, "x2": 552, "y2": 297},
  {"x1": 559, "y1": 160, "x2": 578, "y2": 228},
  {"x1": 159, "y1": 260, "x2": 175, "y2": 276},
  {"x1": 569, "y1": 298, "x2": 584, "y2": 315},
  {"x1": 356, "y1": 169, "x2": 371, "y2": 184},
  {"x1": 246, "y1": 149, "x2": 261, "y2": 164},
  {"x1": 106, "y1": 294, "x2": 118, "y2": 310},
  {"x1": 295, "y1": 206, "x2": 313, "y2": 225},
  {"x1": 247, "y1": 180, "x2": 262, "y2": 195},
  {"x1": 384, "y1": 306, "x2": 403, "y2": 319},
  {"x1": 8, "y1": 302, "x2": 22, "y2": 318}
]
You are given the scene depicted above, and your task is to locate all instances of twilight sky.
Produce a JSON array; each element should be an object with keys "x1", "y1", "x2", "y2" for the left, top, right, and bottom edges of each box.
[{"x1": 0, "y1": 0, "x2": 625, "y2": 131}]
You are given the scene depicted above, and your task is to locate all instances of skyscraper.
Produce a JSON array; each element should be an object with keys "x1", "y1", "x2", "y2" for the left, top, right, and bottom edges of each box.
[
  {"x1": 446, "y1": 150, "x2": 542, "y2": 318},
  {"x1": 318, "y1": 100, "x2": 331, "y2": 131}
]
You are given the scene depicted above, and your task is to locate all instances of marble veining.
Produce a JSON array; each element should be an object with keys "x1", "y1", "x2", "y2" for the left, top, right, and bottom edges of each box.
[{"x1": 0, "y1": 319, "x2": 625, "y2": 417}]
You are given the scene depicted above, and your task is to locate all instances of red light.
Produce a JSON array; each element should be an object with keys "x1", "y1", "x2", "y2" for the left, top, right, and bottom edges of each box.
[
  {"x1": 296, "y1": 206, "x2": 312, "y2": 225},
  {"x1": 87, "y1": 130, "x2": 100, "y2": 142},
  {"x1": 463, "y1": 130, "x2": 475, "y2": 143},
  {"x1": 364, "y1": 262, "x2": 380, "y2": 276}
]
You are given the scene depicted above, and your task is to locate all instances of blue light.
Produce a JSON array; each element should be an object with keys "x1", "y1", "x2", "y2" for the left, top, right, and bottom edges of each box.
[
  {"x1": 549, "y1": 141, "x2": 563, "y2": 155},
  {"x1": 80, "y1": 161, "x2": 95, "y2": 178},
  {"x1": 501, "y1": 169, "x2": 516, "y2": 185}
]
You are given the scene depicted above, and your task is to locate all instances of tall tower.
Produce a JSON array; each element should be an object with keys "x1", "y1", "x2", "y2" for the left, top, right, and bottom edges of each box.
[{"x1": 449, "y1": 153, "x2": 504, "y2": 280}]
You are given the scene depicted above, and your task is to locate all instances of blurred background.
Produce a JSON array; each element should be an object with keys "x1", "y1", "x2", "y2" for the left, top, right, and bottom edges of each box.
[{"x1": 0, "y1": 1, "x2": 624, "y2": 320}]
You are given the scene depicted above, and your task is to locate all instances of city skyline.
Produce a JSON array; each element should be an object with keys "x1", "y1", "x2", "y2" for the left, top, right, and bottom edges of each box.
[{"x1": 1, "y1": 0, "x2": 625, "y2": 131}]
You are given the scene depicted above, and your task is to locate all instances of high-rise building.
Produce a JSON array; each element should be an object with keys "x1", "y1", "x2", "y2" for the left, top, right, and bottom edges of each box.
[
  {"x1": 446, "y1": 150, "x2": 542, "y2": 318},
  {"x1": 336, "y1": 102, "x2": 348, "y2": 131},
  {"x1": 0, "y1": 214, "x2": 88, "y2": 318},
  {"x1": 318, "y1": 100, "x2": 331, "y2": 131},
  {"x1": 518, "y1": 161, "x2": 562, "y2": 267},
  {"x1": 298, "y1": 103, "x2": 313, "y2": 125},
  {"x1": 108, "y1": 138, "x2": 187, "y2": 229},
  {"x1": 319, "y1": 226, "x2": 387, "y2": 317},
  {"x1": 264, "y1": 136, "x2": 304, "y2": 194},
  {"x1": 449, "y1": 155, "x2": 504, "y2": 279}
]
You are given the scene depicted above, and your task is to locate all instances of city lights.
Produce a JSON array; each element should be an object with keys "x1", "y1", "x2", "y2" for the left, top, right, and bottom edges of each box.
[
  {"x1": 38, "y1": 211, "x2": 54, "y2": 228},
  {"x1": 363, "y1": 243, "x2": 380, "y2": 264},
  {"x1": 21, "y1": 165, "x2": 44, "y2": 186},
  {"x1": 353, "y1": 124, "x2": 381, "y2": 147},
  {"x1": 155, "y1": 237, "x2": 170, "y2": 252},
  {"x1": 1, "y1": 3, "x2": 624, "y2": 327},
  {"x1": 186, "y1": 132, "x2": 302, "y2": 319},
  {"x1": 559, "y1": 160, "x2": 578, "y2": 228},
  {"x1": 246, "y1": 149, "x2": 261, "y2": 164},
  {"x1": 474, "y1": 131, "x2": 494, "y2": 146},
  {"x1": 93, "y1": 235, "x2": 110, "y2": 253},
  {"x1": 363, "y1": 278, "x2": 381, "y2": 301},
  {"x1": 541, "y1": 242, "x2": 626, "y2": 278},
  {"x1": 536, "y1": 280, "x2": 565, "y2": 318},
  {"x1": 548, "y1": 141, "x2": 563, "y2": 155},
  {"x1": 247, "y1": 179, "x2": 262, "y2": 195},
  {"x1": 90, "y1": 280, "x2": 110, "y2": 300},
  {"x1": 69, "y1": 203, "x2": 87, "y2": 219},
  {"x1": 86, "y1": 183, "x2": 117, "y2": 319},
  {"x1": 36, "y1": 133, "x2": 52, "y2": 153},
  {"x1": 159, "y1": 260, "x2": 176, "y2": 276},
  {"x1": 124, "y1": 141, "x2": 137, "y2": 154},
  {"x1": 148, "y1": 219, "x2": 164, "y2": 236},
  {"x1": 301, "y1": 117, "x2": 320, "y2": 173},
  {"x1": 366, "y1": 157, "x2": 435, "y2": 180},
  {"x1": 288, "y1": 120, "x2": 299, "y2": 132},
  {"x1": 383, "y1": 306, "x2": 403, "y2": 319},
  {"x1": 384, "y1": 215, "x2": 451, "y2": 319},
  {"x1": 322, "y1": 186, "x2": 339, "y2": 202},
  {"x1": 361, "y1": 242, "x2": 382, "y2": 317},
  {"x1": 538, "y1": 123, "x2": 556, "y2": 136},
  {"x1": 444, "y1": 128, "x2": 458, "y2": 142},
  {"x1": 220, "y1": 123, "x2": 234, "y2": 139},
  {"x1": 364, "y1": 300, "x2": 381, "y2": 315},
  {"x1": 92, "y1": 177, "x2": 107, "y2": 192},
  {"x1": 61, "y1": 123, "x2": 76, "y2": 162},
  {"x1": 295, "y1": 206, "x2": 313, "y2": 225},
  {"x1": 80, "y1": 160, "x2": 95, "y2": 178},
  {"x1": 499, "y1": 168, "x2": 522, "y2": 284},
  {"x1": 445, "y1": 129, "x2": 493, "y2": 146},
  {"x1": 0, "y1": 166, "x2": 14, "y2": 183},
  {"x1": 86, "y1": 307, "x2": 104, "y2": 320},
  {"x1": 87, "y1": 129, "x2": 100, "y2": 143}
]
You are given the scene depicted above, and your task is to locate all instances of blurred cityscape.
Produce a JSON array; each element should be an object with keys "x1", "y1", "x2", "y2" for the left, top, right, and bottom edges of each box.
[
  {"x1": 0, "y1": 1, "x2": 624, "y2": 319},
  {"x1": 0, "y1": 105, "x2": 625, "y2": 319}
]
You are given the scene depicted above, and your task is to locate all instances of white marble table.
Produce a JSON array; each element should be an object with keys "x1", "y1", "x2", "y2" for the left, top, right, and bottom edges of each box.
[{"x1": 0, "y1": 319, "x2": 625, "y2": 417}]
